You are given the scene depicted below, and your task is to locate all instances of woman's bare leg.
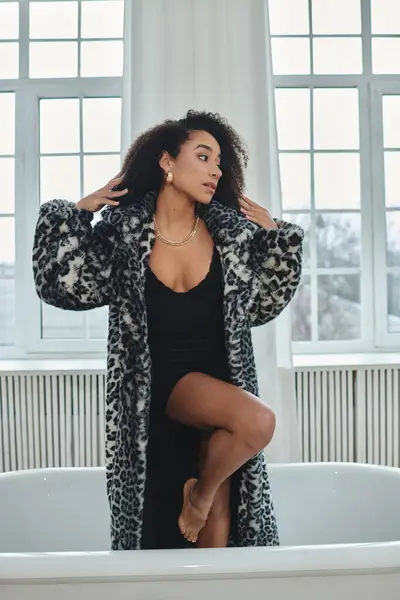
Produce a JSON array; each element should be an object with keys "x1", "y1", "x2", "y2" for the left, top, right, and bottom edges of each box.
[
  {"x1": 196, "y1": 478, "x2": 230, "y2": 548},
  {"x1": 166, "y1": 372, "x2": 275, "y2": 543},
  {"x1": 196, "y1": 440, "x2": 230, "y2": 548}
]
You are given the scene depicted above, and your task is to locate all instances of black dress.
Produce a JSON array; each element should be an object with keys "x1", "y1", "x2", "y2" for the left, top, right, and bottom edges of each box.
[{"x1": 141, "y1": 245, "x2": 238, "y2": 549}]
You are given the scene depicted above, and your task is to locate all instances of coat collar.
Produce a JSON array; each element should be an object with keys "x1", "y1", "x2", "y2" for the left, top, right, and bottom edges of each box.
[{"x1": 102, "y1": 191, "x2": 259, "y2": 252}]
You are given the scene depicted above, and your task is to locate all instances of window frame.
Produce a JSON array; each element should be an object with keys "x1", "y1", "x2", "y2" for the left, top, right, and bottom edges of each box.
[
  {"x1": 370, "y1": 80, "x2": 400, "y2": 349},
  {"x1": 271, "y1": 0, "x2": 400, "y2": 354},
  {"x1": 0, "y1": 0, "x2": 123, "y2": 359},
  {"x1": 3, "y1": 0, "x2": 400, "y2": 358}
]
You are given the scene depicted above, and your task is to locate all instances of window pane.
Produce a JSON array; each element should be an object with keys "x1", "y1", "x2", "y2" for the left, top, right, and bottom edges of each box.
[
  {"x1": 0, "y1": 217, "x2": 15, "y2": 345},
  {"x1": 0, "y1": 2, "x2": 19, "y2": 39},
  {"x1": 386, "y1": 212, "x2": 400, "y2": 267},
  {"x1": 291, "y1": 274, "x2": 311, "y2": 342},
  {"x1": 0, "y1": 158, "x2": 15, "y2": 214},
  {"x1": 316, "y1": 213, "x2": 361, "y2": 268},
  {"x1": 0, "y1": 217, "x2": 14, "y2": 265},
  {"x1": 280, "y1": 154, "x2": 310, "y2": 210},
  {"x1": 30, "y1": 42, "x2": 78, "y2": 78},
  {"x1": 312, "y1": 0, "x2": 361, "y2": 34},
  {"x1": 268, "y1": 0, "x2": 309, "y2": 35},
  {"x1": 80, "y1": 41, "x2": 123, "y2": 77},
  {"x1": 314, "y1": 153, "x2": 360, "y2": 209},
  {"x1": 271, "y1": 38, "x2": 310, "y2": 75},
  {"x1": 87, "y1": 306, "x2": 108, "y2": 339},
  {"x1": 383, "y1": 96, "x2": 400, "y2": 149},
  {"x1": 283, "y1": 212, "x2": 311, "y2": 268},
  {"x1": 318, "y1": 275, "x2": 361, "y2": 340},
  {"x1": 0, "y1": 218, "x2": 15, "y2": 343},
  {"x1": 313, "y1": 38, "x2": 362, "y2": 75},
  {"x1": 83, "y1": 98, "x2": 121, "y2": 152},
  {"x1": 29, "y1": 1, "x2": 78, "y2": 39},
  {"x1": 372, "y1": 39, "x2": 400, "y2": 74},
  {"x1": 371, "y1": 0, "x2": 400, "y2": 34},
  {"x1": 384, "y1": 152, "x2": 400, "y2": 208},
  {"x1": 41, "y1": 304, "x2": 83, "y2": 339},
  {"x1": 40, "y1": 99, "x2": 80, "y2": 154},
  {"x1": 81, "y1": 1, "x2": 124, "y2": 38},
  {"x1": 40, "y1": 156, "x2": 81, "y2": 203},
  {"x1": 275, "y1": 89, "x2": 310, "y2": 150},
  {"x1": 388, "y1": 274, "x2": 400, "y2": 333},
  {"x1": 0, "y1": 42, "x2": 18, "y2": 78},
  {"x1": 83, "y1": 154, "x2": 121, "y2": 197},
  {"x1": 313, "y1": 88, "x2": 359, "y2": 150},
  {"x1": 0, "y1": 278, "x2": 15, "y2": 346},
  {"x1": 0, "y1": 93, "x2": 15, "y2": 155}
]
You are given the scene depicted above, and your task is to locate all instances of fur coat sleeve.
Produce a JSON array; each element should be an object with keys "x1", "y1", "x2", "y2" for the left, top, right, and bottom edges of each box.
[
  {"x1": 247, "y1": 218, "x2": 304, "y2": 327},
  {"x1": 32, "y1": 199, "x2": 121, "y2": 311}
]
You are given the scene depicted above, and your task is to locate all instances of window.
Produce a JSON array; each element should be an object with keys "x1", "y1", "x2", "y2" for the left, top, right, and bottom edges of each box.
[
  {"x1": 0, "y1": 92, "x2": 16, "y2": 347},
  {"x1": 268, "y1": 0, "x2": 400, "y2": 353},
  {"x1": 0, "y1": 0, "x2": 124, "y2": 358}
]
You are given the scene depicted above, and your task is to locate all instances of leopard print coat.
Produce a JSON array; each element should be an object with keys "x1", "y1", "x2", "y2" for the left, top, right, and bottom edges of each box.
[{"x1": 32, "y1": 191, "x2": 304, "y2": 550}]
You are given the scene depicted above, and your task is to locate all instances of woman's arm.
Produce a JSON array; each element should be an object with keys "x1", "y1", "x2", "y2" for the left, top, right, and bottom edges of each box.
[
  {"x1": 248, "y1": 219, "x2": 304, "y2": 327},
  {"x1": 239, "y1": 196, "x2": 304, "y2": 327},
  {"x1": 32, "y1": 199, "x2": 122, "y2": 311}
]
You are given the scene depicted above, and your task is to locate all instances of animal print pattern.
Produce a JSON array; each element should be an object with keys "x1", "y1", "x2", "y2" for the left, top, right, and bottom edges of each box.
[{"x1": 32, "y1": 192, "x2": 304, "y2": 549}]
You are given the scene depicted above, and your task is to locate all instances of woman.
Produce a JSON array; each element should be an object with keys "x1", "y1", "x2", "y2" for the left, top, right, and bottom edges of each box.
[{"x1": 32, "y1": 110, "x2": 303, "y2": 550}]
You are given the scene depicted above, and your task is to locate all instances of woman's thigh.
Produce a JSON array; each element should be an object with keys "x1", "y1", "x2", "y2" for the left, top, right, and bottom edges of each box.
[{"x1": 165, "y1": 372, "x2": 273, "y2": 435}]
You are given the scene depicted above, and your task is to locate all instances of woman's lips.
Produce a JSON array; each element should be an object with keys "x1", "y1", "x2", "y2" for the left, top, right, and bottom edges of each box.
[{"x1": 203, "y1": 183, "x2": 216, "y2": 192}]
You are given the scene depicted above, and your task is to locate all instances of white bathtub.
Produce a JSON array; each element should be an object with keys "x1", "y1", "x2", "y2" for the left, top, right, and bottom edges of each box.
[{"x1": 1, "y1": 462, "x2": 400, "y2": 599}]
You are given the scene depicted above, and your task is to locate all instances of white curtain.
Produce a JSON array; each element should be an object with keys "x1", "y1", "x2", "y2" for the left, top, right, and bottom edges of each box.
[{"x1": 122, "y1": 0, "x2": 301, "y2": 463}]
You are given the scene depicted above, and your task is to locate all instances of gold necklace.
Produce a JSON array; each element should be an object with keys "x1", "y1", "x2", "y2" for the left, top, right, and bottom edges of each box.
[{"x1": 153, "y1": 215, "x2": 200, "y2": 246}]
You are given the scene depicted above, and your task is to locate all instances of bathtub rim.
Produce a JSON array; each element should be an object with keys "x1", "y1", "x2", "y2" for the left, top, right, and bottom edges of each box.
[
  {"x1": 1, "y1": 543, "x2": 400, "y2": 584},
  {"x1": 1, "y1": 460, "x2": 400, "y2": 480}
]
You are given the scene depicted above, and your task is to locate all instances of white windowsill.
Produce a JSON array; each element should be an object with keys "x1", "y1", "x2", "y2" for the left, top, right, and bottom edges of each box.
[
  {"x1": 0, "y1": 353, "x2": 399, "y2": 373},
  {"x1": 0, "y1": 359, "x2": 107, "y2": 373},
  {"x1": 293, "y1": 353, "x2": 400, "y2": 369}
]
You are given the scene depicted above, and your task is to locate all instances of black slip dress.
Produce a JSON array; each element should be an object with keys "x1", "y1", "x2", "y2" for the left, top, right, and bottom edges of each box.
[{"x1": 141, "y1": 245, "x2": 239, "y2": 549}]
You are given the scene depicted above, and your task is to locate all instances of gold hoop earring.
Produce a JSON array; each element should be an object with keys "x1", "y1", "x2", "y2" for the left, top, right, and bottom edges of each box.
[{"x1": 166, "y1": 171, "x2": 173, "y2": 184}]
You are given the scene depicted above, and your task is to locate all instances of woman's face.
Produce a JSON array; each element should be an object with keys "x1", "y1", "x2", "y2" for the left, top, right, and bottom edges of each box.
[{"x1": 162, "y1": 130, "x2": 222, "y2": 204}]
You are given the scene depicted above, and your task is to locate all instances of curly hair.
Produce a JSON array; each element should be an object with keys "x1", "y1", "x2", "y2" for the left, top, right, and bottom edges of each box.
[{"x1": 115, "y1": 110, "x2": 249, "y2": 211}]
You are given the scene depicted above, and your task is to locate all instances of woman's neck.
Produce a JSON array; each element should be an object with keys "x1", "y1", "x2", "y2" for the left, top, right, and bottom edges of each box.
[{"x1": 155, "y1": 186, "x2": 196, "y2": 232}]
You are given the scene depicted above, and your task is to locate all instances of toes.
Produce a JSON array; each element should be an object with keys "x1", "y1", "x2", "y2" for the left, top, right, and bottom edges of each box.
[
  {"x1": 178, "y1": 518, "x2": 186, "y2": 536},
  {"x1": 186, "y1": 531, "x2": 197, "y2": 544}
]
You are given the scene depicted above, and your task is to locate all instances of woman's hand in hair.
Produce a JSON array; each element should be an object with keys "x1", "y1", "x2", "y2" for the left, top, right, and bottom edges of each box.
[
  {"x1": 76, "y1": 175, "x2": 128, "y2": 213},
  {"x1": 239, "y1": 196, "x2": 278, "y2": 230}
]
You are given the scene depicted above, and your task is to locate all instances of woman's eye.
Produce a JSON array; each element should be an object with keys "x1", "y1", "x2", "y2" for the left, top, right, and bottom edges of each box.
[{"x1": 199, "y1": 154, "x2": 208, "y2": 161}]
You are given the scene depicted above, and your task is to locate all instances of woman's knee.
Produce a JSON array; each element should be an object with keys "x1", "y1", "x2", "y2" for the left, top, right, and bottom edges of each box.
[{"x1": 238, "y1": 405, "x2": 275, "y2": 453}]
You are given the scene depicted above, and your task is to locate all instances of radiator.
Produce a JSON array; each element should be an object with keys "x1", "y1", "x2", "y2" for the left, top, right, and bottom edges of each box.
[
  {"x1": 0, "y1": 373, "x2": 105, "y2": 472},
  {"x1": 1, "y1": 367, "x2": 399, "y2": 472},
  {"x1": 295, "y1": 367, "x2": 400, "y2": 468}
]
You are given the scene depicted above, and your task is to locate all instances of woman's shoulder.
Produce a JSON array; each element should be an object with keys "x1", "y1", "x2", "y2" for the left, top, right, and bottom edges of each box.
[
  {"x1": 200, "y1": 199, "x2": 258, "y2": 244},
  {"x1": 98, "y1": 193, "x2": 156, "y2": 246},
  {"x1": 101, "y1": 200, "x2": 149, "y2": 228}
]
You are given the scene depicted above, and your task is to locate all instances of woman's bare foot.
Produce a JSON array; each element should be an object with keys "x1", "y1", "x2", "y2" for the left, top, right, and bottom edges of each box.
[{"x1": 178, "y1": 478, "x2": 213, "y2": 543}]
